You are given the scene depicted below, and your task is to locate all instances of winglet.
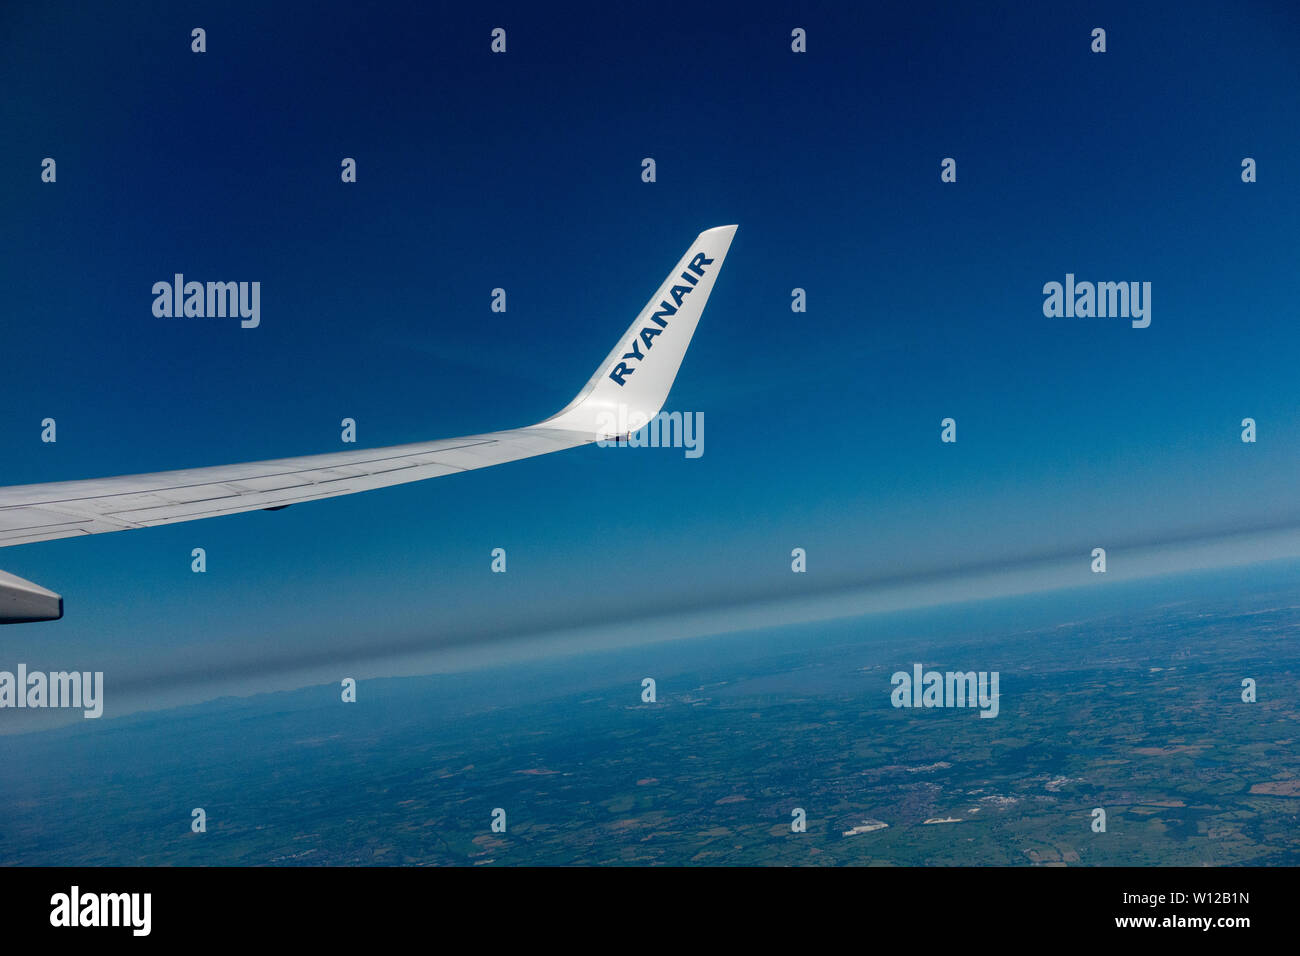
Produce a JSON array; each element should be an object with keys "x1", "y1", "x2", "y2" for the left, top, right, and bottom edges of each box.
[{"x1": 534, "y1": 225, "x2": 737, "y2": 437}]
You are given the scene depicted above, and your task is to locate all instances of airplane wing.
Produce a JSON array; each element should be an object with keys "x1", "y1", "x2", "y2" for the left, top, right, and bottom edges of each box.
[{"x1": 0, "y1": 225, "x2": 738, "y2": 623}]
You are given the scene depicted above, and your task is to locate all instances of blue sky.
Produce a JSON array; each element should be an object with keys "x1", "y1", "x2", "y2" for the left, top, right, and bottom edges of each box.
[{"x1": 1, "y1": 1, "x2": 1298, "y2": 715}]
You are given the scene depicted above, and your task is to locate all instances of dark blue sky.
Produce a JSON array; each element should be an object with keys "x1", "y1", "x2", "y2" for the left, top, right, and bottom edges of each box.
[{"x1": 1, "y1": 1, "x2": 1298, "y2": 708}]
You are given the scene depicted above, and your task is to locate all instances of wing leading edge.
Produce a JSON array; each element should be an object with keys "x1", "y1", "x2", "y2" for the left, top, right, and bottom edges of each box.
[{"x1": 0, "y1": 225, "x2": 736, "y2": 555}]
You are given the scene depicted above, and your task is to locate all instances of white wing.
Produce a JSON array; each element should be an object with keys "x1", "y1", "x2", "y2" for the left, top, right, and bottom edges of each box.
[
  {"x1": 0, "y1": 225, "x2": 738, "y2": 622},
  {"x1": 0, "y1": 428, "x2": 594, "y2": 547}
]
